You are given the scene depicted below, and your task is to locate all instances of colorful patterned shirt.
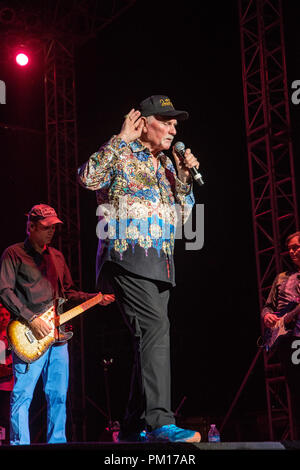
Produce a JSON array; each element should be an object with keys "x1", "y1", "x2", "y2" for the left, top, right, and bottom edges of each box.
[{"x1": 78, "y1": 136, "x2": 195, "y2": 286}]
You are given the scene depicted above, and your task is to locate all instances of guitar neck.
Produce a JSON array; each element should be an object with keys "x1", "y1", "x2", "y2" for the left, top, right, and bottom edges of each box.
[{"x1": 58, "y1": 294, "x2": 102, "y2": 326}]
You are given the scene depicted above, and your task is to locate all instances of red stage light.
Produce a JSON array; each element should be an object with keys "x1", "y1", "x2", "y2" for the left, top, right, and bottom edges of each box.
[{"x1": 15, "y1": 52, "x2": 29, "y2": 67}]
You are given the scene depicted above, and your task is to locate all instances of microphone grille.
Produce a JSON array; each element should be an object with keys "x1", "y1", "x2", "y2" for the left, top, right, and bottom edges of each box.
[{"x1": 174, "y1": 141, "x2": 185, "y2": 152}]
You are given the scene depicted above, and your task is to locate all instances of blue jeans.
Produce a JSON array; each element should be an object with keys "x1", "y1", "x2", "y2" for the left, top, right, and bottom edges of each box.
[{"x1": 10, "y1": 343, "x2": 69, "y2": 445}]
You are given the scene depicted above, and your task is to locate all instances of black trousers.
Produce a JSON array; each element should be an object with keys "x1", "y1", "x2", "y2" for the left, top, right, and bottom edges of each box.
[{"x1": 103, "y1": 263, "x2": 175, "y2": 433}]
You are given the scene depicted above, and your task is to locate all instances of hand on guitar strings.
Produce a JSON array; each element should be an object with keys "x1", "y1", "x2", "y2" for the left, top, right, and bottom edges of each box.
[
  {"x1": 264, "y1": 312, "x2": 279, "y2": 328},
  {"x1": 28, "y1": 294, "x2": 115, "y2": 339},
  {"x1": 30, "y1": 317, "x2": 52, "y2": 340}
]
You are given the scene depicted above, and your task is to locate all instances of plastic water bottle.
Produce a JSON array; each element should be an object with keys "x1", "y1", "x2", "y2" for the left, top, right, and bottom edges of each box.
[{"x1": 208, "y1": 424, "x2": 220, "y2": 442}]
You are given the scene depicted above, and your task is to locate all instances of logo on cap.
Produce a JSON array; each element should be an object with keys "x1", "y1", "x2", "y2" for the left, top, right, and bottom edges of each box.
[
  {"x1": 160, "y1": 98, "x2": 173, "y2": 108},
  {"x1": 27, "y1": 204, "x2": 63, "y2": 226}
]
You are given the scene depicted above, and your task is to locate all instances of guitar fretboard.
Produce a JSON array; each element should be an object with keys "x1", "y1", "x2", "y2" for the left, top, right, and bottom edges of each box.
[{"x1": 58, "y1": 294, "x2": 102, "y2": 325}]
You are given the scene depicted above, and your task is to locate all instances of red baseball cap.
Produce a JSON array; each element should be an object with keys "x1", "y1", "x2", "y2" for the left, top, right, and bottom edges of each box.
[{"x1": 27, "y1": 204, "x2": 63, "y2": 227}]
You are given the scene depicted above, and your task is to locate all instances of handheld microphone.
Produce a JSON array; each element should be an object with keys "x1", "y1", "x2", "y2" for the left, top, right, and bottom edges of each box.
[{"x1": 174, "y1": 141, "x2": 204, "y2": 187}]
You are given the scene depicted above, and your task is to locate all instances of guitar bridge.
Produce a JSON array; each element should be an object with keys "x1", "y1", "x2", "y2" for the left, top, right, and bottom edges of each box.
[{"x1": 25, "y1": 330, "x2": 35, "y2": 344}]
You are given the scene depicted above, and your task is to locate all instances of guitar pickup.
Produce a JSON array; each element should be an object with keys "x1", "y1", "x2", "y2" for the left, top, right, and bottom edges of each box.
[{"x1": 25, "y1": 330, "x2": 35, "y2": 344}]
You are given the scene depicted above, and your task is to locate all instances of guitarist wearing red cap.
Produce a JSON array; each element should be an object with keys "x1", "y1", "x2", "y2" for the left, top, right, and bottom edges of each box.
[{"x1": 0, "y1": 204, "x2": 114, "y2": 445}]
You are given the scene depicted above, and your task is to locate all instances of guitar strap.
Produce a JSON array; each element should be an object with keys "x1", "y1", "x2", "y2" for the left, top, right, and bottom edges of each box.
[
  {"x1": 48, "y1": 247, "x2": 66, "y2": 303},
  {"x1": 48, "y1": 247, "x2": 72, "y2": 342}
]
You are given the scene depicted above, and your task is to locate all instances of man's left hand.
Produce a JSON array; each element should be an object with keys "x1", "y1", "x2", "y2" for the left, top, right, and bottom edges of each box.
[
  {"x1": 98, "y1": 294, "x2": 115, "y2": 306},
  {"x1": 172, "y1": 146, "x2": 199, "y2": 184}
]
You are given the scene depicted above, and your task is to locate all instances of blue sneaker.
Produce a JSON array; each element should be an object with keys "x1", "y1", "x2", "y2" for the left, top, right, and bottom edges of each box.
[
  {"x1": 148, "y1": 425, "x2": 201, "y2": 443},
  {"x1": 117, "y1": 430, "x2": 148, "y2": 442}
]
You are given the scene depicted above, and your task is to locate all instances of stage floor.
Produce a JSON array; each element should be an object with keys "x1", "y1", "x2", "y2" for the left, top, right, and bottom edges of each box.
[{"x1": 0, "y1": 440, "x2": 296, "y2": 453}]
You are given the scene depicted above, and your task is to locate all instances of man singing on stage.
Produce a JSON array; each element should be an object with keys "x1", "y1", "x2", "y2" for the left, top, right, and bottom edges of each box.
[
  {"x1": 78, "y1": 95, "x2": 202, "y2": 442},
  {"x1": 0, "y1": 204, "x2": 114, "y2": 445}
]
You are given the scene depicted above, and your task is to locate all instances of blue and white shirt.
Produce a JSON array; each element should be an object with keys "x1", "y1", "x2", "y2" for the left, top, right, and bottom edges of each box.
[{"x1": 78, "y1": 136, "x2": 195, "y2": 286}]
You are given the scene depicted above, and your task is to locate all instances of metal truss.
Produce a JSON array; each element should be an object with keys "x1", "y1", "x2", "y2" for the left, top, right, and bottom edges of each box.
[
  {"x1": 0, "y1": 0, "x2": 137, "y2": 442},
  {"x1": 0, "y1": 0, "x2": 136, "y2": 39},
  {"x1": 44, "y1": 38, "x2": 82, "y2": 285},
  {"x1": 44, "y1": 37, "x2": 86, "y2": 440},
  {"x1": 239, "y1": 0, "x2": 299, "y2": 440}
]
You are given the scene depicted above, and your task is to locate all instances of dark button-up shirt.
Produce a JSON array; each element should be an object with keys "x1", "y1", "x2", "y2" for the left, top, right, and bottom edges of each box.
[
  {"x1": 0, "y1": 239, "x2": 94, "y2": 321},
  {"x1": 78, "y1": 136, "x2": 195, "y2": 287}
]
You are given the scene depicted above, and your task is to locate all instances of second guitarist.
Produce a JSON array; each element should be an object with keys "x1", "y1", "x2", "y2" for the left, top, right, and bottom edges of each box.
[
  {"x1": 262, "y1": 231, "x2": 300, "y2": 439},
  {"x1": 0, "y1": 204, "x2": 114, "y2": 446}
]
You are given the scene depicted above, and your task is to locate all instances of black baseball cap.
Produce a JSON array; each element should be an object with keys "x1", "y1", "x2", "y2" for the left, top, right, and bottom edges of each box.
[{"x1": 139, "y1": 95, "x2": 189, "y2": 121}]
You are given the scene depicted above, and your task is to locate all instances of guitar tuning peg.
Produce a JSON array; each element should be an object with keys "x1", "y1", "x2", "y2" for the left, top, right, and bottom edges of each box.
[{"x1": 64, "y1": 324, "x2": 73, "y2": 332}]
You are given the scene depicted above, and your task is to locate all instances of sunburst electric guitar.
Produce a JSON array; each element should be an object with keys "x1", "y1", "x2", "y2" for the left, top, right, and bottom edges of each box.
[
  {"x1": 7, "y1": 293, "x2": 103, "y2": 363},
  {"x1": 263, "y1": 302, "x2": 300, "y2": 351}
]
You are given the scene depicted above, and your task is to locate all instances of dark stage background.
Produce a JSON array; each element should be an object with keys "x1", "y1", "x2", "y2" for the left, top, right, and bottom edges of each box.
[{"x1": 1, "y1": 0, "x2": 300, "y2": 442}]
